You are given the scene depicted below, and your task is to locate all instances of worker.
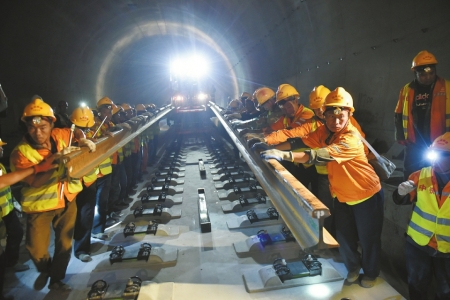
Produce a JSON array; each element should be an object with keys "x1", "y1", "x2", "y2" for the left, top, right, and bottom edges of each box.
[
  {"x1": 260, "y1": 87, "x2": 384, "y2": 288},
  {"x1": 69, "y1": 106, "x2": 98, "y2": 262},
  {"x1": 109, "y1": 104, "x2": 130, "y2": 208},
  {"x1": 10, "y1": 96, "x2": 96, "y2": 291},
  {"x1": 393, "y1": 132, "x2": 450, "y2": 300},
  {"x1": 221, "y1": 99, "x2": 242, "y2": 117},
  {"x1": 395, "y1": 50, "x2": 450, "y2": 180},
  {"x1": 239, "y1": 92, "x2": 252, "y2": 108},
  {"x1": 146, "y1": 104, "x2": 159, "y2": 166},
  {"x1": 0, "y1": 137, "x2": 30, "y2": 274},
  {"x1": 0, "y1": 155, "x2": 58, "y2": 300},
  {"x1": 237, "y1": 98, "x2": 262, "y2": 121},
  {"x1": 91, "y1": 96, "x2": 117, "y2": 239},
  {"x1": 236, "y1": 87, "x2": 285, "y2": 139},
  {"x1": 54, "y1": 100, "x2": 71, "y2": 129},
  {"x1": 120, "y1": 103, "x2": 138, "y2": 196}
]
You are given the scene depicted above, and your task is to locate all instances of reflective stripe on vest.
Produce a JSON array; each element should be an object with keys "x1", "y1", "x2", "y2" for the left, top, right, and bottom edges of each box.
[
  {"x1": 98, "y1": 157, "x2": 112, "y2": 175},
  {"x1": 402, "y1": 80, "x2": 450, "y2": 141},
  {"x1": 83, "y1": 167, "x2": 99, "y2": 184},
  {"x1": 407, "y1": 167, "x2": 450, "y2": 253},
  {"x1": 15, "y1": 142, "x2": 61, "y2": 212},
  {"x1": 14, "y1": 141, "x2": 82, "y2": 212},
  {"x1": 0, "y1": 164, "x2": 13, "y2": 218}
]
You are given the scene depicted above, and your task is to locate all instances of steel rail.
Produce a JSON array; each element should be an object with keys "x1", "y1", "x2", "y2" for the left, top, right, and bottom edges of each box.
[
  {"x1": 209, "y1": 103, "x2": 337, "y2": 250},
  {"x1": 63, "y1": 105, "x2": 173, "y2": 178}
]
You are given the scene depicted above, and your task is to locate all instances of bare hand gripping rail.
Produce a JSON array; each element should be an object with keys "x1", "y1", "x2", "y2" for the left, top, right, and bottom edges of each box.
[
  {"x1": 63, "y1": 105, "x2": 173, "y2": 178},
  {"x1": 209, "y1": 102, "x2": 338, "y2": 250}
]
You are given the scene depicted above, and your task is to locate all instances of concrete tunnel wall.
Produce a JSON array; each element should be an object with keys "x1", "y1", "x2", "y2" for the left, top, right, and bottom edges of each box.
[{"x1": 1, "y1": 0, "x2": 450, "y2": 288}]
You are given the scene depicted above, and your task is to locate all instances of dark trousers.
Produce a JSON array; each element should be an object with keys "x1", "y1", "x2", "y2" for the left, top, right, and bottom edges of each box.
[
  {"x1": 0, "y1": 251, "x2": 5, "y2": 295},
  {"x1": 131, "y1": 150, "x2": 142, "y2": 187},
  {"x1": 26, "y1": 199, "x2": 77, "y2": 282},
  {"x1": 149, "y1": 135, "x2": 158, "y2": 163},
  {"x1": 2, "y1": 209, "x2": 23, "y2": 266},
  {"x1": 404, "y1": 144, "x2": 430, "y2": 180},
  {"x1": 124, "y1": 156, "x2": 133, "y2": 194},
  {"x1": 118, "y1": 163, "x2": 128, "y2": 202},
  {"x1": 335, "y1": 189, "x2": 384, "y2": 278},
  {"x1": 317, "y1": 174, "x2": 335, "y2": 238},
  {"x1": 92, "y1": 174, "x2": 111, "y2": 234},
  {"x1": 73, "y1": 182, "x2": 96, "y2": 257},
  {"x1": 109, "y1": 164, "x2": 121, "y2": 212},
  {"x1": 406, "y1": 241, "x2": 450, "y2": 300}
]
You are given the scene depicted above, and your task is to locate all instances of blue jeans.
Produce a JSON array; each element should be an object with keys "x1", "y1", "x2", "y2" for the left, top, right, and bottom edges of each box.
[
  {"x1": 334, "y1": 189, "x2": 384, "y2": 278},
  {"x1": 405, "y1": 240, "x2": 450, "y2": 300},
  {"x1": 92, "y1": 174, "x2": 111, "y2": 234}
]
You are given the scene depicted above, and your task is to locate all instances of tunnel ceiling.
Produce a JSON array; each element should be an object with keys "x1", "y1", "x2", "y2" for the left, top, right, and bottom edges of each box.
[{"x1": 1, "y1": 0, "x2": 450, "y2": 144}]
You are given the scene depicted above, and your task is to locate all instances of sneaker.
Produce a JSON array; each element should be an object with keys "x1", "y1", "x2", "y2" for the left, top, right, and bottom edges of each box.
[
  {"x1": 78, "y1": 254, "x2": 92, "y2": 262},
  {"x1": 110, "y1": 211, "x2": 123, "y2": 218},
  {"x1": 360, "y1": 275, "x2": 377, "y2": 288},
  {"x1": 346, "y1": 269, "x2": 360, "y2": 283},
  {"x1": 48, "y1": 281, "x2": 72, "y2": 291},
  {"x1": 91, "y1": 233, "x2": 108, "y2": 240},
  {"x1": 105, "y1": 218, "x2": 121, "y2": 230},
  {"x1": 33, "y1": 272, "x2": 49, "y2": 290}
]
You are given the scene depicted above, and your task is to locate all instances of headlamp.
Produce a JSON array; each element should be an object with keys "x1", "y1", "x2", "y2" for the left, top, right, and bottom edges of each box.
[
  {"x1": 333, "y1": 107, "x2": 342, "y2": 115},
  {"x1": 32, "y1": 116, "x2": 42, "y2": 125}
]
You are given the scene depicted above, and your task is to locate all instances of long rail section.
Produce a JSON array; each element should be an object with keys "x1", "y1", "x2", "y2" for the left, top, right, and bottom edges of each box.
[
  {"x1": 63, "y1": 105, "x2": 173, "y2": 179},
  {"x1": 209, "y1": 102, "x2": 337, "y2": 251}
]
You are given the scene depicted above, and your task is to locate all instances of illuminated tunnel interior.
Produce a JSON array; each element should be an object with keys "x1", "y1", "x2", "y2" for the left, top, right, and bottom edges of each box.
[{"x1": 1, "y1": 1, "x2": 450, "y2": 299}]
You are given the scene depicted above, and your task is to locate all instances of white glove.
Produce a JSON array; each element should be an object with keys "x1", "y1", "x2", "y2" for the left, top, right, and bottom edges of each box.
[
  {"x1": 79, "y1": 138, "x2": 96, "y2": 152},
  {"x1": 398, "y1": 180, "x2": 416, "y2": 196},
  {"x1": 61, "y1": 146, "x2": 81, "y2": 155},
  {"x1": 119, "y1": 123, "x2": 132, "y2": 131},
  {"x1": 226, "y1": 113, "x2": 241, "y2": 120}
]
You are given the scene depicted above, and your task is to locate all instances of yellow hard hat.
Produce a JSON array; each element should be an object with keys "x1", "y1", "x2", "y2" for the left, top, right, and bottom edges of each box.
[
  {"x1": 112, "y1": 104, "x2": 123, "y2": 115},
  {"x1": 430, "y1": 132, "x2": 450, "y2": 153},
  {"x1": 0, "y1": 139, "x2": 7, "y2": 146},
  {"x1": 21, "y1": 97, "x2": 57, "y2": 122},
  {"x1": 309, "y1": 85, "x2": 331, "y2": 109},
  {"x1": 240, "y1": 92, "x2": 251, "y2": 99},
  {"x1": 411, "y1": 50, "x2": 438, "y2": 70},
  {"x1": 254, "y1": 87, "x2": 275, "y2": 107},
  {"x1": 275, "y1": 84, "x2": 299, "y2": 103},
  {"x1": 70, "y1": 106, "x2": 95, "y2": 128},
  {"x1": 324, "y1": 87, "x2": 354, "y2": 112},
  {"x1": 97, "y1": 96, "x2": 114, "y2": 108},
  {"x1": 120, "y1": 103, "x2": 132, "y2": 111},
  {"x1": 136, "y1": 104, "x2": 146, "y2": 112}
]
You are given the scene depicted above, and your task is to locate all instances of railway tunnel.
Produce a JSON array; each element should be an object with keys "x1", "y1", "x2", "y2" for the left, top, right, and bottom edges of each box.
[{"x1": 1, "y1": 1, "x2": 450, "y2": 299}]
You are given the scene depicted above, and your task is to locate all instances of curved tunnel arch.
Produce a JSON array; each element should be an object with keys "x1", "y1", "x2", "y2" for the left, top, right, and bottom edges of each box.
[{"x1": 95, "y1": 21, "x2": 243, "y2": 103}]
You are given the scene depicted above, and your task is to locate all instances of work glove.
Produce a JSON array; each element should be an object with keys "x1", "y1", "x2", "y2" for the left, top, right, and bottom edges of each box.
[
  {"x1": 245, "y1": 133, "x2": 265, "y2": 141},
  {"x1": 33, "y1": 155, "x2": 59, "y2": 173},
  {"x1": 61, "y1": 146, "x2": 81, "y2": 155},
  {"x1": 398, "y1": 180, "x2": 416, "y2": 196},
  {"x1": 118, "y1": 123, "x2": 132, "y2": 131},
  {"x1": 226, "y1": 113, "x2": 241, "y2": 120},
  {"x1": 251, "y1": 142, "x2": 273, "y2": 152},
  {"x1": 248, "y1": 138, "x2": 266, "y2": 149},
  {"x1": 260, "y1": 149, "x2": 293, "y2": 162},
  {"x1": 79, "y1": 138, "x2": 96, "y2": 152},
  {"x1": 239, "y1": 128, "x2": 251, "y2": 137}
]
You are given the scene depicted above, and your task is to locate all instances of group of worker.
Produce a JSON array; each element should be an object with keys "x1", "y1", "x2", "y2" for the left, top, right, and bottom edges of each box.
[
  {"x1": 0, "y1": 95, "x2": 160, "y2": 297},
  {"x1": 223, "y1": 50, "x2": 449, "y2": 299}
]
